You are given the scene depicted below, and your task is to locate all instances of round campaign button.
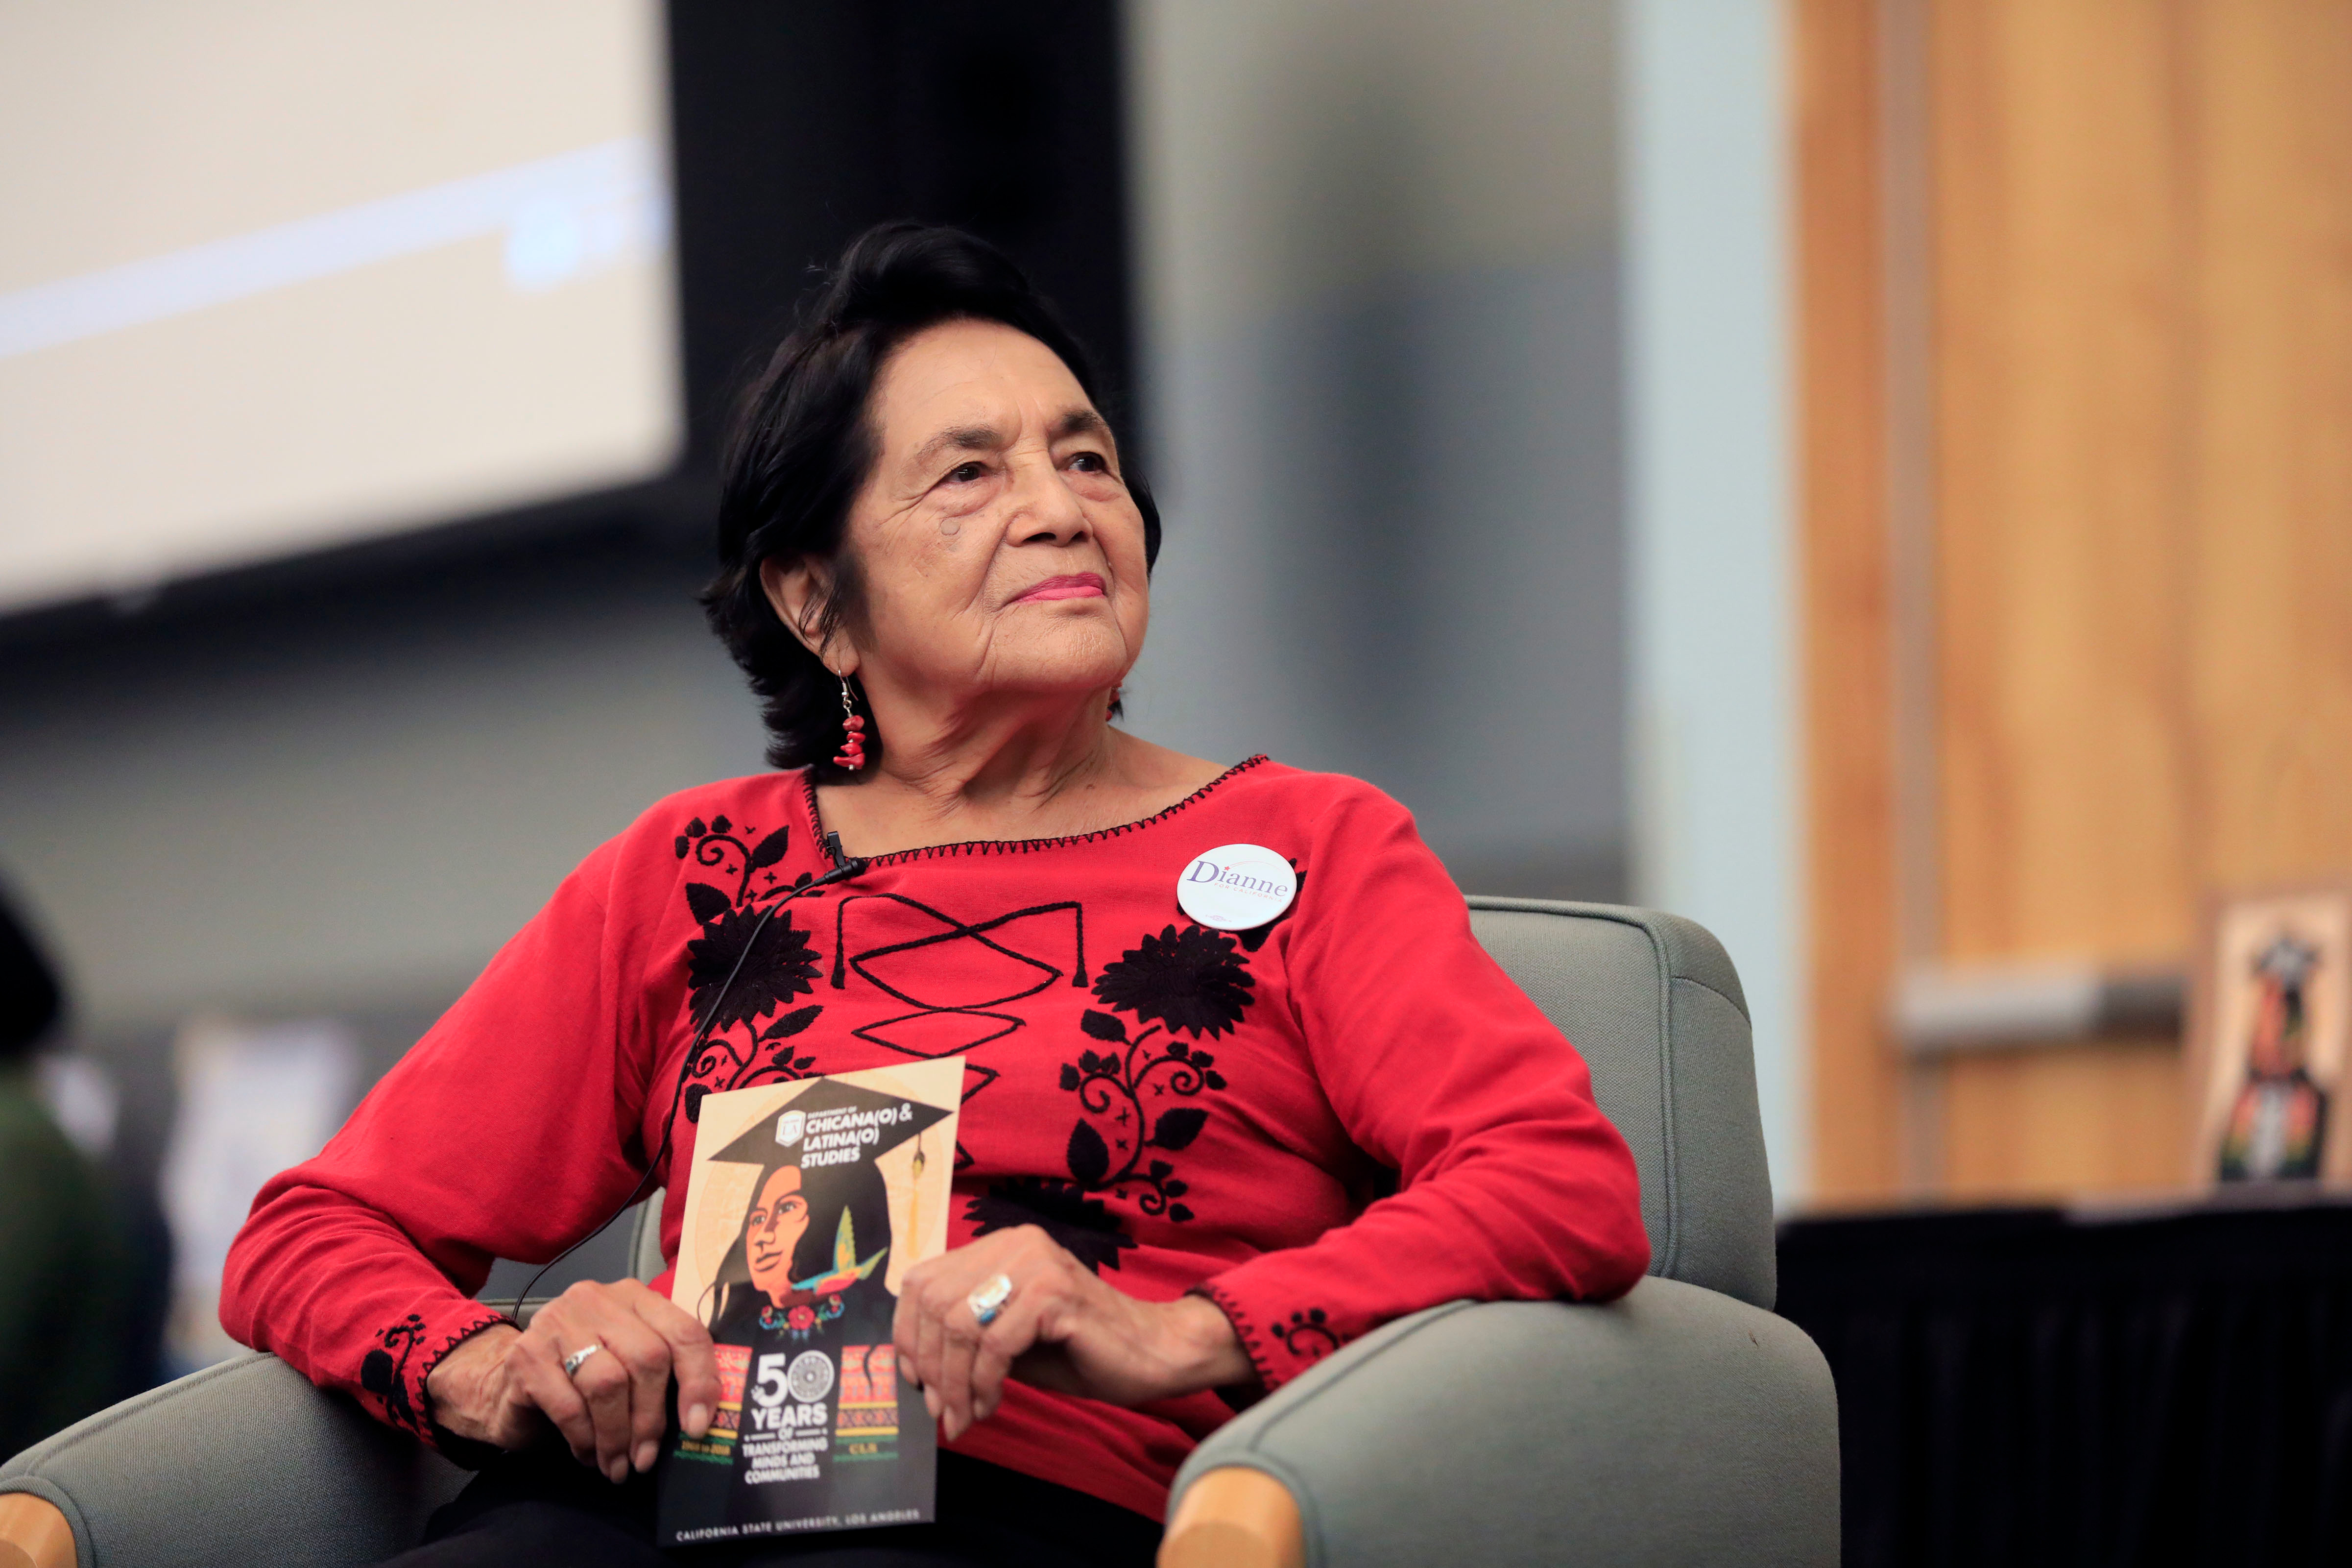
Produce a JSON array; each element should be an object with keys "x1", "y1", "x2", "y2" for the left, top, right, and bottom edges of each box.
[{"x1": 1176, "y1": 844, "x2": 1298, "y2": 931}]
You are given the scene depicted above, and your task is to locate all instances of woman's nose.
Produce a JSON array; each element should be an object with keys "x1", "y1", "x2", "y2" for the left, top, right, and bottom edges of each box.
[{"x1": 1009, "y1": 455, "x2": 1089, "y2": 544}]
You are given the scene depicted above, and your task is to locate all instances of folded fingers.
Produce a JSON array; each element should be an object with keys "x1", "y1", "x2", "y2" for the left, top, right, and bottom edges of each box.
[
  {"x1": 635, "y1": 1286, "x2": 720, "y2": 1441},
  {"x1": 509, "y1": 1329, "x2": 596, "y2": 1464},
  {"x1": 529, "y1": 1286, "x2": 675, "y2": 1482}
]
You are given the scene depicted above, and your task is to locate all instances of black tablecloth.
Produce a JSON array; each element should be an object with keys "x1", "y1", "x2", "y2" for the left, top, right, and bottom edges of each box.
[{"x1": 1776, "y1": 1195, "x2": 2352, "y2": 1568}]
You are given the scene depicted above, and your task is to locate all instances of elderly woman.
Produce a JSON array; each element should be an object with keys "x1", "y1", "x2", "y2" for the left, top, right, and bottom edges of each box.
[{"x1": 222, "y1": 223, "x2": 1648, "y2": 1567}]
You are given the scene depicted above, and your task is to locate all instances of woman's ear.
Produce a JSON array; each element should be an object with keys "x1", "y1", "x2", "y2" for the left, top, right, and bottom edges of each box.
[{"x1": 759, "y1": 558, "x2": 853, "y2": 672}]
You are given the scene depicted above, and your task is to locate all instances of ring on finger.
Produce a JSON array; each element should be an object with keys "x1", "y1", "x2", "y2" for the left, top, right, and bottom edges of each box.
[
  {"x1": 967, "y1": 1273, "x2": 1014, "y2": 1328},
  {"x1": 562, "y1": 1342, "x2": 604, "y2": 1378}
]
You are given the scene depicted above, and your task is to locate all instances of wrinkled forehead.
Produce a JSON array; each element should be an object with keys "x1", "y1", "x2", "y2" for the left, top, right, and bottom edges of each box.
[{"x1": 870, "y1": 318, "x2": 1102, "y2": 454}]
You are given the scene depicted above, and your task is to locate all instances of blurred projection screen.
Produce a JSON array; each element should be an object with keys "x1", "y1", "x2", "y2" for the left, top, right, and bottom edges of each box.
[{"x1": 0, "y1": 1, "x2": 681, "y2": 615}]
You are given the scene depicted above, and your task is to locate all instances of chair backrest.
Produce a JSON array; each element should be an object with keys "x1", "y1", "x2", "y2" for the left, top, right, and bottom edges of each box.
[
  {"x1": 628, "y1": 1188, "x2": 665, "y2": 1284},
  {"x1": 1466, "y1": 897, "x2": 1776, "y2": 1309},
  {"x1": 631, "y1": 898, "x2": 1776, "y2": 1309}
]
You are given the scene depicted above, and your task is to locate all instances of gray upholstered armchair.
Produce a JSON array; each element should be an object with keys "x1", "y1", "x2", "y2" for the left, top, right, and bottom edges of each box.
[{"x1": 0, "y1": 900, "x2": 1837, "y2": 1568}]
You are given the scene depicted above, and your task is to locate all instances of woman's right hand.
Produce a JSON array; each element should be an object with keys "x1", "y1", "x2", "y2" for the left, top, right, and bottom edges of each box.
[{"x1": 424, "y1": 1279, "x2": 720, "y2": 1483}]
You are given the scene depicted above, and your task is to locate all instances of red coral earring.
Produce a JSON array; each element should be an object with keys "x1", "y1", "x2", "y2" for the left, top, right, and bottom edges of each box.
[{"x1": 832, "y1": 675, "x2": 867, "y2": 771}]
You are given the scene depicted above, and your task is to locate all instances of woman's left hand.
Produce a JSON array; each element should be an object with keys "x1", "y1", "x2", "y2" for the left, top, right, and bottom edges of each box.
[{"x1": 892, "y1": 1226, "x2": 1254, "y2": 1442}]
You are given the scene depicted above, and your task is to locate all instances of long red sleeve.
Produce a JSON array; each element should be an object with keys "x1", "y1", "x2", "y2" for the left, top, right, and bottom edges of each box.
[
  {"x1": 1194, "y1": 784, "x2": 1649, "y2": 1384},
  {"x1": 221, "y1": 760, "x2": 1647, "y2": 1517}
]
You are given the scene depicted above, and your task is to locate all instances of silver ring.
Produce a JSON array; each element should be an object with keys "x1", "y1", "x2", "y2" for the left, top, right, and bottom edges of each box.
[
  {"x1": 561, "y1": 1343, "x2": 603, "y2": 1378},
  {"x1": 967, "y1": 1273, "x2": 1014, "y2": 1327}
]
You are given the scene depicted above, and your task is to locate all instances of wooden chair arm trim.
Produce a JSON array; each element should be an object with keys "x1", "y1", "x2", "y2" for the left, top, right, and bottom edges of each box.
[
  {"x1": 0, "y1": 1493, "x2": 75, "y2": 1568},
  {"x1": 1157, "y1": 1464, "x2": 1304, "y2": 1568}
]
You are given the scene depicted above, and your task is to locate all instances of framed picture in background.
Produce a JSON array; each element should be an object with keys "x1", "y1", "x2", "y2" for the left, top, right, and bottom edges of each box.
[{"x1": 2188, "y1": 884, "x2": 2352, "y2": 1187}]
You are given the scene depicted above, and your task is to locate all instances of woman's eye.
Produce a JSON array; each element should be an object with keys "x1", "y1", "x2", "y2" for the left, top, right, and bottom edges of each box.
[
  {"x1": 947, "y1": 460, "x2": 987, "y2": 483},
  {"x1": 1068, "y1": 452, "x2": 1107, "y2": 472}
]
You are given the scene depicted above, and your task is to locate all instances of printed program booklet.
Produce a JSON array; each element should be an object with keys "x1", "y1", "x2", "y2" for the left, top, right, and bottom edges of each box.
[{"x1": 657, "y1": 1058, "x2": 964, "y2": 1547}]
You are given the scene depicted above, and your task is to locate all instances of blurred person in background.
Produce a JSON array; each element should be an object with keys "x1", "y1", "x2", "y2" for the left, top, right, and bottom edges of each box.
[
  {"x1": 0, "y1": 883, "x2": 131, "y2": 1457},
  {"x1": 221, "y1": 225, "x2": 1649, "y2": 1567}
]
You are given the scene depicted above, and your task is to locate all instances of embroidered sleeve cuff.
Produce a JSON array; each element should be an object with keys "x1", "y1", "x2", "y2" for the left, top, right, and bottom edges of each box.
[
  {"x1": 360, "y1": 1302, "x2": 511, "y2": 1454},
  {"x1": 1195, "y1": 1274, "x2": 1349, "y2": 1392}
]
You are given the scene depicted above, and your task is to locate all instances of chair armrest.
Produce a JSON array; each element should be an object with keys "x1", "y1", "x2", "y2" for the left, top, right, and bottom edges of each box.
[
  {"x1": 1, "y1": 1352, "x2": 469, "y2": 1568},
  {"x1": 0, "y1": 1493, "x2": 74, "y2": 1568},
  {"x1": 1161, "y1": 1277, "x2": 1839, "y2": 1568}
]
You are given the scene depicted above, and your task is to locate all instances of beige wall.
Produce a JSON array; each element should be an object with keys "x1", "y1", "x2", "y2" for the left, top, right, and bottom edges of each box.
[
  {"x1": 1126, "y1": 0, "x2": 1631, "y2": 897},
  {"x1": 0, "y1": 551, "x2": 760, "y2": 1039}
]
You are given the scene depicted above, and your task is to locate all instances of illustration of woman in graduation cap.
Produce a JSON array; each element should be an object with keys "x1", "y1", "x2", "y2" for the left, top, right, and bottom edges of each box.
[
  {"x1": 672, "y1": 1078, "x2": 954, "y2": 1530},
  {"x1": 701, "y1": 1078, "x2": 950, "y2": 1348}
]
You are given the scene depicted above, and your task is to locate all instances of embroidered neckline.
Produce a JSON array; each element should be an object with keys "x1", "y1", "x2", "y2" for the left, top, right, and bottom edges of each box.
[{"x1": 800, "y1": 754, "x2": 1271, "y2": 866}]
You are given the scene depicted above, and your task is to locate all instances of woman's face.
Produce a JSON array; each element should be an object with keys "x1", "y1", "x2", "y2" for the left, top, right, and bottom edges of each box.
[
  {"x1": 772, "y1": 318, "x2": 1151, "y2": 710},
  {"x1": 746, "y1": 1165, "x2": 810, "y2": 1303}
]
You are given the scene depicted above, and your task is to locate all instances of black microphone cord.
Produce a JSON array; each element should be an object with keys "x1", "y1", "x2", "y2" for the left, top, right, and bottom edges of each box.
[{"x1": 502, "y1": 849, "x2": 870, "y2": 1323}]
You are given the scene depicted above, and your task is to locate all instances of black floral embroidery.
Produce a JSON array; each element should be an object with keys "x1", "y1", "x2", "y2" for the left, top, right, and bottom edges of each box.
[
  {"x1": 674, "y1": 815, "x2": 794, "y2": 903},
  {"x1": 964, "y1": 1177, "x2": 1138, "y2": 1274},
  {"x1": 685, "y1": 891, "x2": 822, "y2": 1032},
  {"x1": 1056, "y1": 922, "x2": 1249, "y2": 1221},
  {"x1": 682, "y1": 1001, "x2": 824, "y2": 1124},
  {"x1": 674, "y1": 819, "x2": 828, "y2": 1120},
  {"x1": 360, "y1": 1313, "x2": 428, "y2": 1435},
  {"x1": 1269, "y1": 1307, "x2": 1340, "y2": 1361},
  {"x1": 1091, "y1": 923, "x2": 1254, "y2": 1038},
  {"x1": 1059, "y1": 1015, "x2": 1218, "y2": 1219}
]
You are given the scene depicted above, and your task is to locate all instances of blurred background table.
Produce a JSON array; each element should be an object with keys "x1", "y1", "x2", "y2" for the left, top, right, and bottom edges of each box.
[{"x1": 1777, "y1": 1192, "x2": 2352, "y2": 1568}]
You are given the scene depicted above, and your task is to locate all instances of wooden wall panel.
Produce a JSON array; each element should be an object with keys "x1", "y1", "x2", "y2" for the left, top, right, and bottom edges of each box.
[
  {"x1": 1929, "y1": 0, "x2": 2197, "y2": 1197},
  {"x1": 1798, "y1": 0, "x2": 1905, "y2": 1201},
  {"x1": 1801, "y1": 0, "x2": 2352, "y2": 1202},
  {"x1": 1940, "y1": 1037, "x2": 2187, "y2": 1198},
  {"x1": 1931, "y1": 0, "x2": 2352, "y2": 1198},
  {"x1": 2184, "y1": 4, "x2": 2352, "y2": 892},
  {"x1": 1933, "y1": 0, "x2": 2197, "y2": 968}
]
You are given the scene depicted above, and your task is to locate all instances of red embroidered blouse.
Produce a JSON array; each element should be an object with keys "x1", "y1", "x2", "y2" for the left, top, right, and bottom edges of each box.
[{"x1": 221, "y1": 758, "x2": 1648, "y2": 1522}]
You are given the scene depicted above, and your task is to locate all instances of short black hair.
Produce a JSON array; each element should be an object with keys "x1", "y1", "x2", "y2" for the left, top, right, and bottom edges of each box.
[{"x1": 701, "y1": 221, "x2": 1159, "y2": 774}]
